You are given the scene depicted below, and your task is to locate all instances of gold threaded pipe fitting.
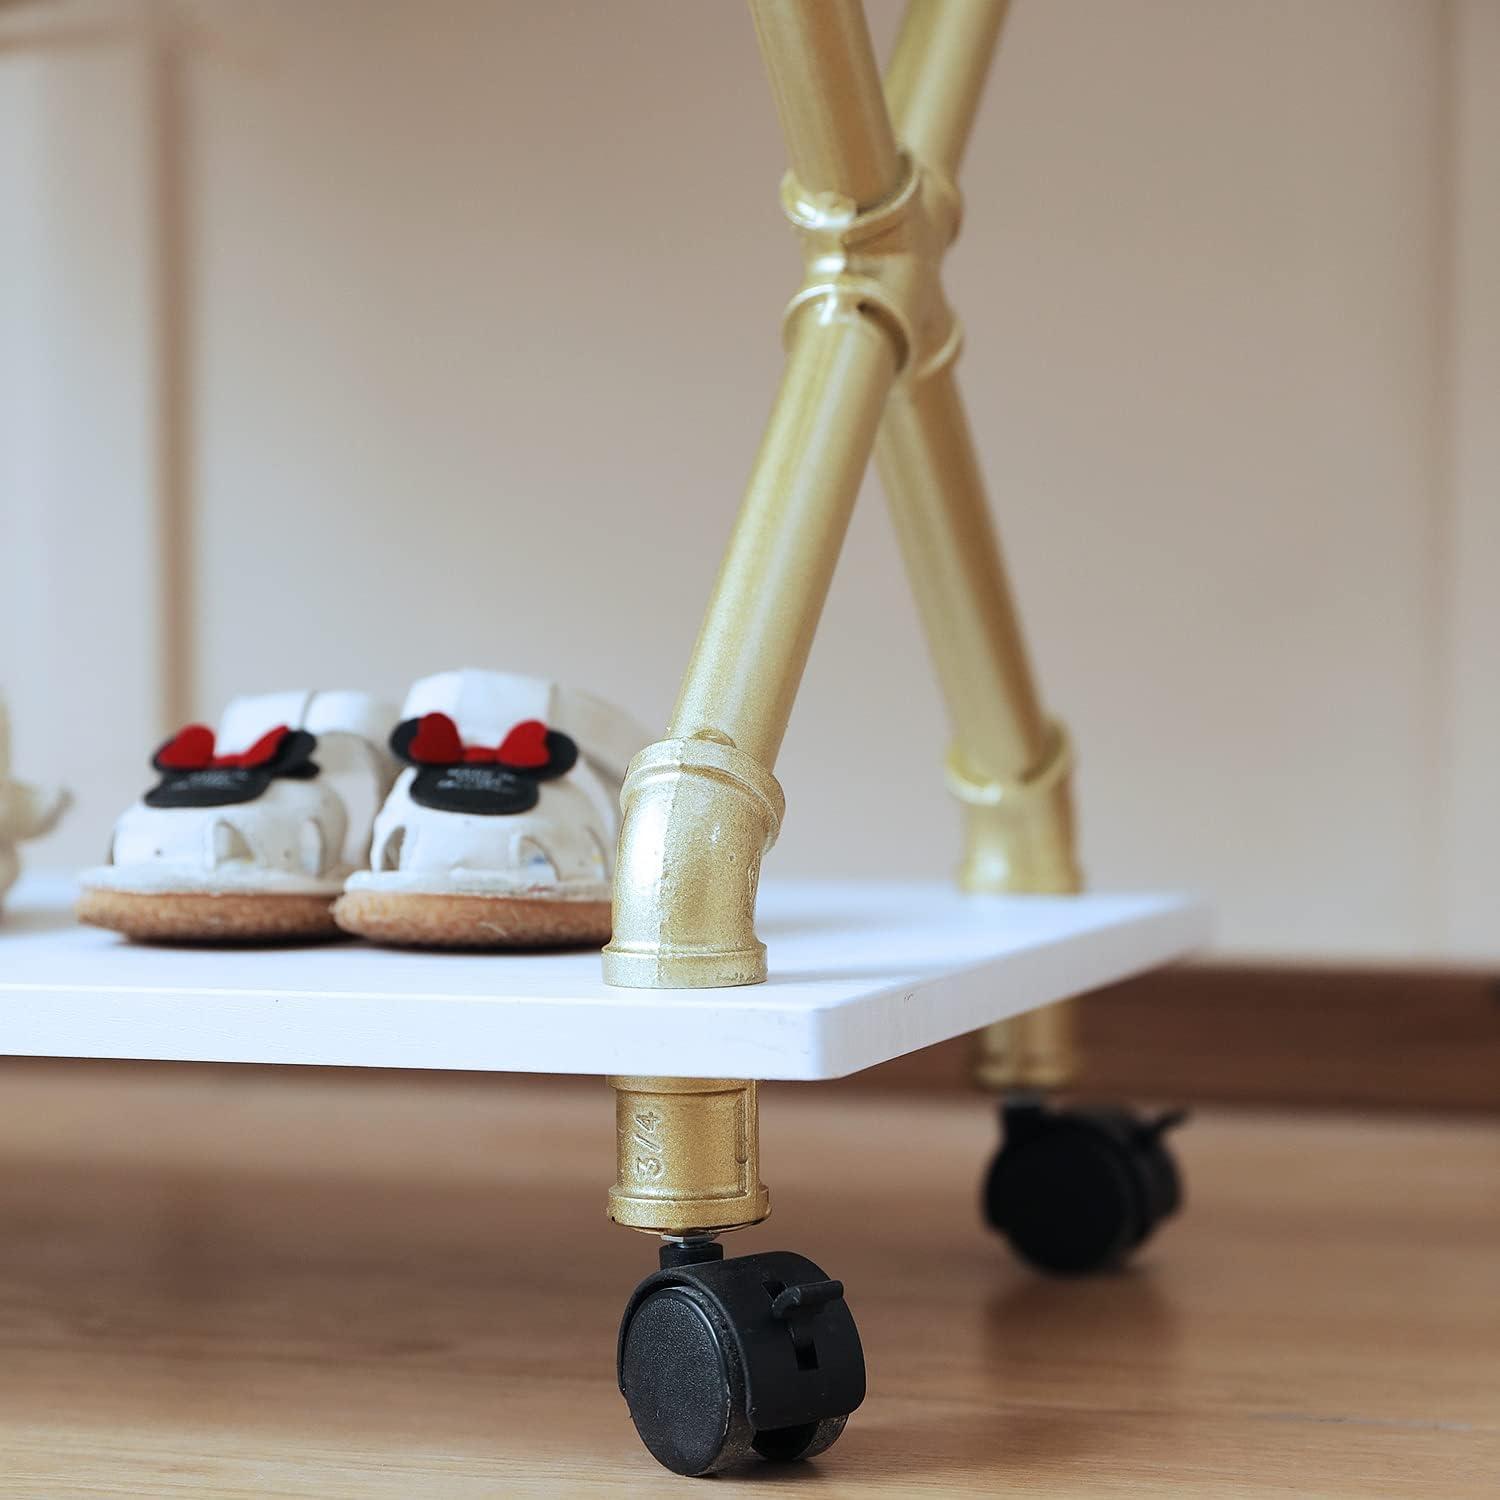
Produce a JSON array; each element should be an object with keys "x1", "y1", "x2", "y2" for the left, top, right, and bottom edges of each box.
[{"x1": 607, "y1": 1076, "x2": 770, "y2": 1236}]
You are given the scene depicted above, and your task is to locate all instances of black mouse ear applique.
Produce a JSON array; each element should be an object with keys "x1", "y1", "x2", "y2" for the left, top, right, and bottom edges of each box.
[
  {"x1": 494, "y1": 720, "x2": 578, "y2": 782},
  {"x1": 256, "y1": 728, "x2": 319, "y2": 780},
  {"x1": 392, "y1": 715, "x2": 580, "y2": 816},
  {"x1": 145, "y1": 723, "x2": 319, "y2": 808},
  {"x1": 538, "y1": 730, "x2": 578, "y2": 779}
]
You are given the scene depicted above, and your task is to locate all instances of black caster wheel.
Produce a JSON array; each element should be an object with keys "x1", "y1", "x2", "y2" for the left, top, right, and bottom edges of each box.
[
  {"x1": 983, "y1": 1098, "x2": 1186, "y2": 1274},
  {"x1": 618, "y1": 1241, "x2": 864, "y2": 1477}
]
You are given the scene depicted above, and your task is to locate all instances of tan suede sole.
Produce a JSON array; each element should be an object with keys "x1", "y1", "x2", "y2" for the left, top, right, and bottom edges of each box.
[
  {"x1": 333, "y1": 890, "x2": 612, "y2": 950},
  {"x1": 76, "y1": 889, "x2": 342, "y2": 944}
]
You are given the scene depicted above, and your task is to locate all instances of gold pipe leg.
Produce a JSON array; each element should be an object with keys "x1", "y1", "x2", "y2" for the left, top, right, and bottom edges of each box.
[
  {"x1": 876, "y1": 369, "x2": 1081, "y2": 1091},
  {"x1": 605, "y1": 2, "x2": 917, "y2": 1277},
  {"x1": 875, "y1": 2, "x2": 1082, "y2": 1090},
  {"x1": 875, "y1": 367, "x2": 1056, "y2": 823},
  {"x1": 880, "y1": 367, "x2": 1079, "y2": 901},
  {"x1": 605, "y1": 0, "x2": 910, "y2": 991},
  {"x1": 608, "y1": 1076, "x2": 769, "y2": 1236}
]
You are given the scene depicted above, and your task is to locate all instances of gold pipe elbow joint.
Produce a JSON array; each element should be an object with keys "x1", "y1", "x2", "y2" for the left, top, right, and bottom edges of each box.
[
  {"x1": 946, "y1": 720, "x2": 1081, "y2": 896},
  {"x1": 603, "y1": 734, "x2": 786, "y2": 989}
]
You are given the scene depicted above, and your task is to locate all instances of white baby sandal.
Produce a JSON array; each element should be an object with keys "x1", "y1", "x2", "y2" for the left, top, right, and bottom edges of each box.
[
  {"x1": 333, "y1": 669, "x2": 649, "y2": 949},
  {"x1": 77, "y1": 690, "x2": 398, "y2": 942}
]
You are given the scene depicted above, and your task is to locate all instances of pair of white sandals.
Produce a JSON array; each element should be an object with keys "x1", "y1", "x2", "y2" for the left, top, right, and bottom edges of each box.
[{"x1": 77, "y1": 669, "x2": 650, "y2": 947}]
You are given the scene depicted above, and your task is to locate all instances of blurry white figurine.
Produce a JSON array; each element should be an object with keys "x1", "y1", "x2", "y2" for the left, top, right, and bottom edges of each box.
[{"x1": 0, "y1": 695, "x2": 70, "y2": 913}]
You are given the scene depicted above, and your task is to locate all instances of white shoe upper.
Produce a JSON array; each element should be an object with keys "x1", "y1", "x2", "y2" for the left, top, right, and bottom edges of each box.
[
  {"x1": 347, "y1": 669, "x2": 650, "y2": 903},
  {"x1": 83, "y1": 690, "x2": 398, "y2": 897}
]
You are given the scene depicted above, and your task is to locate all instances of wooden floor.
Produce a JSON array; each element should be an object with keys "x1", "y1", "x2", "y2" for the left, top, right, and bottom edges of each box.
[{"x1": 0, "y1": 1063, "x2": 1492, "y2": 1497}]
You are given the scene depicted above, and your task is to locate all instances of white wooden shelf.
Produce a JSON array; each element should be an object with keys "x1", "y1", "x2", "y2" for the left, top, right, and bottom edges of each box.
[{"x1": 0, "y1": 875, "x2": 1207, "y2": 1080}]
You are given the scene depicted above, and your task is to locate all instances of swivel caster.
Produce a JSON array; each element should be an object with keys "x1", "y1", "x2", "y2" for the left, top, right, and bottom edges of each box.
[
  {"x1": 983, "y1": 1098, "x2": 1186, "y2": 1274},
  {"x1": 618, "y1": 1240, "x2": 865, "y2": 1476}
]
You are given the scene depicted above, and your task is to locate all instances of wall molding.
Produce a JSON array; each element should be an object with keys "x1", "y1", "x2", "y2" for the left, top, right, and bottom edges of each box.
[{"x1": 828, "y1": 963, "x2": 1500, "y2": 1114}]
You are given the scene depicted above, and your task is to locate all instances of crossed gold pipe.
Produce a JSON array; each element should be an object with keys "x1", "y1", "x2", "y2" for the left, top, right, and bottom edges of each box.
[{"x1": 607, "y1": 0, "x2": 1080, "y2": 1237}]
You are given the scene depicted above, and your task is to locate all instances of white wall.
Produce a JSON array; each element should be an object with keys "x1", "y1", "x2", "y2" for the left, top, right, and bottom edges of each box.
[
  {"x1": 0, "y1": 3, "x2": 167, "y2": 866},
  {"x1": 2, "y1": 0, "x2": 1494, "y2": 961}
]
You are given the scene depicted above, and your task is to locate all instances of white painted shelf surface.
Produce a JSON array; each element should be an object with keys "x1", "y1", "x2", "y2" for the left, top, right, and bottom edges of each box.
[{"x1": 0, "y1": 876, "x2": 1207, "y2": 1080}]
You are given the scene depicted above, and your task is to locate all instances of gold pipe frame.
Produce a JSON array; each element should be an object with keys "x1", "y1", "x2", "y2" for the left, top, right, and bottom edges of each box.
[{"x1": 607, "y1": 0, "x2": 1081, "y2": 1233}]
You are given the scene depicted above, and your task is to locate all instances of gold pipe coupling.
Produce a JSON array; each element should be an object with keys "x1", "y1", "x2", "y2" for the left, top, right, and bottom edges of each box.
[
  {"x1": 607, "y1": 1077, "x2": 770, "y2": 1236},
  {"x1": 603, "y1": 733, "x2": 785, "y2": 990}
]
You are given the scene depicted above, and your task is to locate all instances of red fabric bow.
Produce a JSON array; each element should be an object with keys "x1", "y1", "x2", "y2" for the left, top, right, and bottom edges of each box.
[
  {"x1": 157, "y1": 723, "x2": 291, "y2": 771},
  {"x1": 407, "y1": 713, "x2": 550, "y2": 769}
]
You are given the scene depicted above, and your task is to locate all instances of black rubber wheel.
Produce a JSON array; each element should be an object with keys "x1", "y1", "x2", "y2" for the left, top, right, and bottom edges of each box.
[
  {"x1": 753, "y1": 1414, "x2": 848, "y2": 1462},
  {"x1": 984, "y1": 1103, "x2": 1184, "y2": 1275},
  {"x1": 618, "y1": 1247, "x2": 863, "y2": 1476},
  {"x1": 619, "y1": 1284, "x2": 754, "y2": 1475}
]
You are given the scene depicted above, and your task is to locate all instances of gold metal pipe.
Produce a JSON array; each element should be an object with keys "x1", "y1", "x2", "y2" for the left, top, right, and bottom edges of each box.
[
  {"x1": 876, "y1": 366, "x2": 1050, "y2": 784},
  {"x1": 604, "y1": 312, "x2": 897, "y2": 989},
  {"x1": 748, "y1": 0, "x2": 903, "y2": 208},
  {"x1": 885, "y1": 0, "x2": 1011, "y2": 185},
  {"x1": 875, "y1": 368, "x2": 1078, "y2": 895},
  {"x1": 669, "y1": 315, "x2": 899, "y2": 768},
  {"x1": 607, "y1": 1076, "x2": 769, "y2": 1236}
]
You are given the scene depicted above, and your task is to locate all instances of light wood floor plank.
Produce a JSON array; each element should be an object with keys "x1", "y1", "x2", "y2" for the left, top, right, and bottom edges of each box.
[{"x1": 0, "y1": 1062, "x2": 1492, "y2": 1496}]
